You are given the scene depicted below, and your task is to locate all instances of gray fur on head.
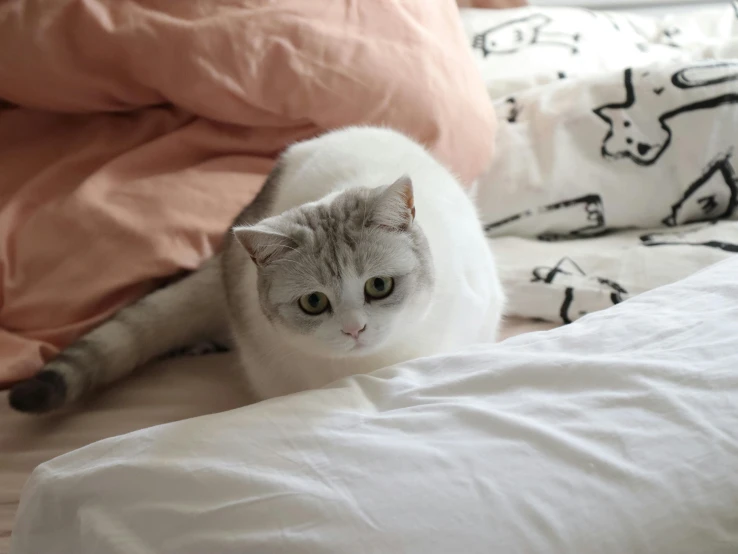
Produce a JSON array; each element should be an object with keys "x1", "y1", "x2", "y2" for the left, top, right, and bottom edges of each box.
[{"x1": 233, "y1": 176, "x2": 434, "y2": 357}]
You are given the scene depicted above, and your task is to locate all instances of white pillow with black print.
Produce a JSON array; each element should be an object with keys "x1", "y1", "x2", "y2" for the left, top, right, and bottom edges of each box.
[
  {"x1": 459, "y1": 4, "x2": 736, "y2": 101},
  {"x1": 476, "y1": 58, "x2": 738, "y2": 238},
  {"x1": 476, "y1": 56, "x2": 738, "y2": 324}
]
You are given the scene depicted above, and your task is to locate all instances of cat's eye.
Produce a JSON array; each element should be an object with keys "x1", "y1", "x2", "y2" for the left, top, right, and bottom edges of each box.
[
  {"x1": 364, "y1": 276, "x2": 394, "y2": 300},
  {"x1": 299, "y1": 292, "x2": 330, "y2": 315}
]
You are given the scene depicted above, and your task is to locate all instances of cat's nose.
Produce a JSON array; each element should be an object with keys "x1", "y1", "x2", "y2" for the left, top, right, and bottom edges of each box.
[{"x1": 342, "y1": 324, "x2": 366, "y2": 339}]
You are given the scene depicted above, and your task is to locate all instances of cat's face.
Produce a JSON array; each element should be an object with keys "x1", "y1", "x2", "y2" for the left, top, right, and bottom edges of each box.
[{"x1": 234, "y1": 177, "x2": 434, "y2": 357}]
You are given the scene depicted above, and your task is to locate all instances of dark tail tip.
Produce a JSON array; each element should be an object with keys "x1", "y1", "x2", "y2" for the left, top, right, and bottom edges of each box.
[{"x1": 8, "y1": 370, "x2": 67, "y2": 413}]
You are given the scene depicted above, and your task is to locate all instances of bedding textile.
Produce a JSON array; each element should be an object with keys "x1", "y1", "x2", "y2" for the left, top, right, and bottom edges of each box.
[
  {"x1": 7, "y1": 2, "x2": 738, "y2": 551},
  {"x1": 466, "y1": 4, "x2": 738, "y2": 323},
  {"x1": 0, "y1": 318, "x2": 558, "y2": 552},
  {"x1": 0, "y1": 0, "x2": 496, "y2": 387},
  {"x1": 12, "y1": 257, "x2": 738, "y2": 553}
]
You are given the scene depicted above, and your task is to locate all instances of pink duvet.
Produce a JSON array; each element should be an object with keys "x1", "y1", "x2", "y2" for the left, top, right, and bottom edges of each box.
[{"x1": 0, "y1": 0, "x2": 497, "y2": 387}]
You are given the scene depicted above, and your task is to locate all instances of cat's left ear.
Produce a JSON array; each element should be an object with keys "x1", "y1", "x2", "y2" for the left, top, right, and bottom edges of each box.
[
  {"x1": 372, "y1": 175, "x2": 415, "y2": 232},
  {"x1": 232, "y1": 223, "x2": 297, "y2": 267}
]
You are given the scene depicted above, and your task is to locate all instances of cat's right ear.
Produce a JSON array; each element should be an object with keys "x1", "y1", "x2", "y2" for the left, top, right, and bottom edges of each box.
[
  {"x1": 232, "y1": 224, "x2": 297, "y2": 267},
  {"x1": 372, "y1": 175, "x2": 415, "y2": 232}
]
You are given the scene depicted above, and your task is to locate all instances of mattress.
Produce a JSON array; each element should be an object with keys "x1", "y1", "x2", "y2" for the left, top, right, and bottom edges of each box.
[
  {"x1": 0, "y1": 318, "x2": 556, "y2": 552},
  {"x1": 12, "y1": 258, "x2": 738, "y2": 553}
]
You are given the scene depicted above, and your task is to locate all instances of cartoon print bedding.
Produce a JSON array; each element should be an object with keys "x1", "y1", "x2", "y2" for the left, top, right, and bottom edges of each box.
[{"x1": 462, "y1": 3, "x2": 738, "y2": 324}]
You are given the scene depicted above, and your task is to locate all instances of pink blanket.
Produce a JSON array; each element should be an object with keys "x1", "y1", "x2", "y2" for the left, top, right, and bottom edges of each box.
[{"x1": 0, "y1": 0, "x2": 496, "y2": 387}]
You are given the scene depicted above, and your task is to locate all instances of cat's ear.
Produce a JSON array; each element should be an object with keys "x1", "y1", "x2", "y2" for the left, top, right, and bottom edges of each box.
[
  {"x1": 232, "y1": 223, "x2": 297, "y2": 267},
  {"x1": 372, "y1": 175, "x2": 415, "y2": 232}
]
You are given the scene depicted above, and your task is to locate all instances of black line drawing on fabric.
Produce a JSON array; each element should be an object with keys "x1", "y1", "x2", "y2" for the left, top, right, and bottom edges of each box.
[
  {"x1": 636, "y1": 43, "x2": 650, "y2": 53},
  {"x1": 662, "y1": 154, "x2": 738, "y2": 226},
  {"x1": 593, "y1": 63, "x2": 738, "y2": 166},
  {"x1": 472, "y1": 14, "x2": 580, "y2": 57},
  {"x1": 640, "y1": 222, "x2": 738, "y2": 253},
  {"x1": 484, "y1": 194, "x2": 607, "y2": 240},
  {"x1": 557, "y1": 71, "x2": 567, "y2": 79},
  {"x1": 584, "y1": 9, "x2": 598, "y2": 19},
  {"x1": 583, "y1": 9, "x2": 621, "y2": 32},
  {"x1": 660, "y1": 27, "x2": 682, "y2": 48},
  {"x1": 672, "y1": 62, "x2": 738, "y2": 88},
  {"x1": 601, "y1": 12, "x2": 621, "y2": 32},
  {"x1": 531, "y1": 257, "x2": 627, "y2": 324},
  {"x1": 505, "y1": 97, "x2": 520, "y2": 123}
]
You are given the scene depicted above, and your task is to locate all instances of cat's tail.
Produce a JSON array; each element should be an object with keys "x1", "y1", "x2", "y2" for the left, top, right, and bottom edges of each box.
[{"x1": 8, "y1": 257, "x2": 228, "y2": 414}]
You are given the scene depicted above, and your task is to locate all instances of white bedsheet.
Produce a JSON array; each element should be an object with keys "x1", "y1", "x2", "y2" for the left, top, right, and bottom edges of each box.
[
  {"x1": 462, "y1": 4, "x2": 738, "y2": 324},
  {"x1": 12, "y1": 258, "x2": 738, "y2": 553}
]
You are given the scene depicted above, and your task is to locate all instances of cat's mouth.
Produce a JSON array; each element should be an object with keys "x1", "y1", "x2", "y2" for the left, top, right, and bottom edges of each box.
[
  {"x1": 350, "y1": 340, "x2": 368, "y2": 351},
  {"x1": 343, "y1": 336, "x2": 375, "y2": 354}
]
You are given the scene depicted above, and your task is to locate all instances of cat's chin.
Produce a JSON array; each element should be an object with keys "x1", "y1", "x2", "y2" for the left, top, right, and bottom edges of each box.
[
  {"x1": 346, "y1": 341, "x2": 373, "y2": 355},
  {"x1": 321, "y1": 339, "x2": 384, "y2": 358}
]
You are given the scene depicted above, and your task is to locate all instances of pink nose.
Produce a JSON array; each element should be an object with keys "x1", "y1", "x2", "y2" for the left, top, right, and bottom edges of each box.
[{"x1": 342, "y1": 324, "x2": 366, "y2": 339}]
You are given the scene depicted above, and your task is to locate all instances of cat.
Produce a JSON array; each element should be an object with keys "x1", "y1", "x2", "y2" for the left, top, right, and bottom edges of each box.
[{"x1": 9, "y1": 127, "x2": 505, "y2": 413}]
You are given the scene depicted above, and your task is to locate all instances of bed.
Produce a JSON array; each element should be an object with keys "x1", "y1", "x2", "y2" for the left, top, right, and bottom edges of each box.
[
  {"x1": 3, "y1": 0, "x2": 738, "y2": 551},
  {"x1": 12, "y1": 258, "x2": 738, "y2": 553}
]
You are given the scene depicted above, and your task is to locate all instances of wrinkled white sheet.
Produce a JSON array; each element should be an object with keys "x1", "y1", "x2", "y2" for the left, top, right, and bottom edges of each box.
[{"x1": 12, "y1": 258, "x2": 738, "y2": 553}]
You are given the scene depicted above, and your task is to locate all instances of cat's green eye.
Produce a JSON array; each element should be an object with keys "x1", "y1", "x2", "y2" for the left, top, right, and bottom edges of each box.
[
  {"x1": 299, "y1": 292, "x2": 330, "y2": 315},
  {"x1": 364, "y1": 276, "x2": 394, "y2": 300}
]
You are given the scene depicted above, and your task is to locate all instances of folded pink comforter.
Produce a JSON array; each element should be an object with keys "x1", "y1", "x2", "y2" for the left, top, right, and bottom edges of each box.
[{"x1": 0, "y1": 0, "x2": 497, "y2": 386}]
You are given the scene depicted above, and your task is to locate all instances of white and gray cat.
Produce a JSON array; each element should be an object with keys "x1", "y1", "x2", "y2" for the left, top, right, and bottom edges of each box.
[{"x1": 9, "y1": 127, "x2": 505, "y2": 413}]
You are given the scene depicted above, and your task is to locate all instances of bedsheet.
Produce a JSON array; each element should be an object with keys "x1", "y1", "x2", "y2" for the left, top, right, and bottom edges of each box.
[
  {"x1": 462, "y1": 3, "x2": 738, "y2": 323},
  {"x1": 12, "y1": 257, "x2": 738, "y2": 553},
  {"x1": 0, "y1": 318, "x2": 554, "y2": 552}
]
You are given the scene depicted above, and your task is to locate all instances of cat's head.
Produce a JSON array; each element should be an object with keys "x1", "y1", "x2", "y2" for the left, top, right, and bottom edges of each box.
[{"x1": 233, "y1": 176, "x2": 434, "y2": 357}]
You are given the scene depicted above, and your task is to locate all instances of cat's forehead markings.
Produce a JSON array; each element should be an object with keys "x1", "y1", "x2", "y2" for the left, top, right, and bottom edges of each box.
[
  {"x1": 280, "y1": 201, "x2": 362, "y2": 282},
  {"x1": 293, "y1": 194, "x2": 367, "y2": 236}
]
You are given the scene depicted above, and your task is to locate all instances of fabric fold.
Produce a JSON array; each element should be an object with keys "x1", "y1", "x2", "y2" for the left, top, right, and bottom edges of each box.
[{"x1": 0, "y1": 0, "x2": 497, "y2": 385}]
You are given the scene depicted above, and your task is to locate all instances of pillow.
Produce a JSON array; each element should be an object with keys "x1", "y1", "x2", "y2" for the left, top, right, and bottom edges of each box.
[{"x1": 12, "y1": 258, "x2": 738, "y2": 553}]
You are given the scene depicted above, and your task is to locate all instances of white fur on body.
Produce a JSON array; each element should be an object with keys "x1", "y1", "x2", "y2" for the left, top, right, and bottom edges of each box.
[
  {"x1": 9, "y1": 127, "x2": 504, "y2": 412},
  {"x1": 227, "y1": 127, "x2": 505, "y2": 399}
]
